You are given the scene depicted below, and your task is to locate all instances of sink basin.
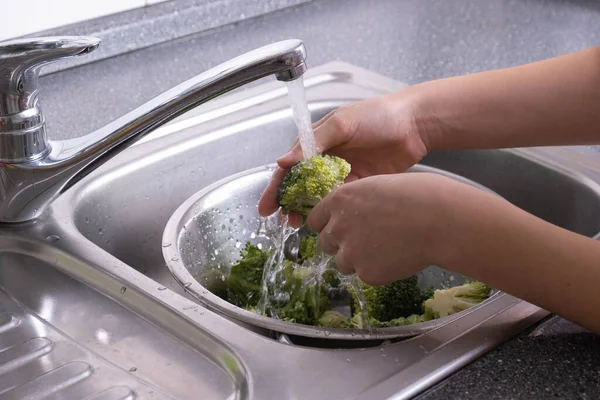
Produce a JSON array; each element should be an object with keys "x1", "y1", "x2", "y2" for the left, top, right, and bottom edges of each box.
[{"x1": 24, "y1": 61, "x2": 600, "y2": 399}]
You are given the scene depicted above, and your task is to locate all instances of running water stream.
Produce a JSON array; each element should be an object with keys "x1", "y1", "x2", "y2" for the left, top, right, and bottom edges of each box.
[
  {"x1": 254, "y1": 76, "x2": 370, "y2": 329},
  {"x1": 286, "y1": 76, "x2": 318, "y2": 160}
]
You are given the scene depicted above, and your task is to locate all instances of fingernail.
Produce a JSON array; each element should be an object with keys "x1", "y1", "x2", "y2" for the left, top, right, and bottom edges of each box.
[{"x1": 276, "y1": 152, "x2": 293, "y2": 162}]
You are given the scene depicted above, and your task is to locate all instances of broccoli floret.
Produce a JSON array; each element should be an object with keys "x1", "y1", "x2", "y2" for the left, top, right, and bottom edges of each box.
[
  {"x1": 421, "y1": 286, "x2": 435, "y2": 302},
  {"x1": 198, "y1": 261, "x2": 229, "y2": 300},
  {"x1": 277, "y1": 154, "x2": 351, "y2": 216},
  {"x1": 341, "y1": 313, "x2": 370, "y2": 329},
  {"x1": 406, "y1": 314, "x2": 425, "y2": 325},
  {"x1": 317, "y1": 310, "x2": 349, "y2": 328},
  {"x1": 226, "y1": 242, "x2": 270, "y2": 308},
  {"x1": 321, "y1": 268, "x2": 341, "y2": 289},
  {"x1": 278, "y1": 266, "x2": 331, "y2": 325},
  {"x1": 351, "y1": 276, "x2": 424, "y2": 322},
  {"x1": 423, "y1": 281, "x2": 491, "y2": 319},
  {"x1": 261, "y1": 260, "x2": 331, "y2": 325},
  {"x1": 389, "y1": 317, "x2": 409, "y2": 326},
  {"x1": 298, "y1": 233, "x2": 317, "y2": 262},
  {"x1": 368, "y1": 316, "x2": 410, "y2": 328}
]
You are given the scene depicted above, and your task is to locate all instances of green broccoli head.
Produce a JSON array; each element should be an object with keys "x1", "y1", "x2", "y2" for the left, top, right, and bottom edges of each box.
[
  {"x1": 423, "y1": 281, "x2": 491, "y2": 319},
  {"x1": 351, "y1": 276, "x2": 424, "y2": 322},
  {"x1": 261, "y1": 260, "x2": 331, "y2": 325},
  {"x1": 278, "y1": 266, "x2": 331, "y2": 325},
  {"x1": 369, "y1": 316, "x2": 409, "y2": 328},
  {"x1": 317, "y1": 310, "x2": 350, "y2": 328},
  {"x1": 226, "y1": 242, "x2": 270, "y2": 308},
  {"x1": 198, "y1": 261, "x2": 229, "y2": 300},
  {"x1": 321, "y1": 268, "x2": 342, "y2": 289},
  {"x1": 298, "y1": 233, "x2": 317, "y2": 262},
  {"x1": 277, "y1": 154, "x2": 351, "y2": 216}
]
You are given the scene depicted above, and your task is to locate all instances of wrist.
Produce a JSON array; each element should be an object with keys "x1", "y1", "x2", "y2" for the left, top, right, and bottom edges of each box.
[
  {"x1": 391, "y1": 82, "x2": 449, "y2": 155},
  {"x1": 426, "y1": 178, "x2": 498, "y2": 271}
]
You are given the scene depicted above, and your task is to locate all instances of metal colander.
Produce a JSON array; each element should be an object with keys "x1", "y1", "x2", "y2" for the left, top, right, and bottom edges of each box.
[{"x1": 162, "y1": 163, "x2": 499, "y2": 340}]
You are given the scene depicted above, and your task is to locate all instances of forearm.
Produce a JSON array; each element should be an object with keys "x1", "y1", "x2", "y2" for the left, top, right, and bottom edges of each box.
[
  {"x1": 404, "y1": 47, "x2": 600, "y2": 152},
  {"x1": 440, "y1": 189, "x2": 600, "y2": 333}
]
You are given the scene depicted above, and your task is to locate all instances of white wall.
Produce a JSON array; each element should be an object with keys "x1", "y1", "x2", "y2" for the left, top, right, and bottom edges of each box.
[{"x1": 0, "y1": 0, "x2": 170, "y2": 41}]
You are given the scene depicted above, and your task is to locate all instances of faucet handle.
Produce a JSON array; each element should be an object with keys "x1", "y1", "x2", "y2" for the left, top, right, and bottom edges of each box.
[
  {"x1": 0, "y1": 36, "x2": 99, "y2": 162},
  {"x1": 0, "y1": 36, "x2": 100, "y2": 114}
]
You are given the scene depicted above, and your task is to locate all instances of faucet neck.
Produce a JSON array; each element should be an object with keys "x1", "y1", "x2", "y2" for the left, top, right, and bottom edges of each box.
[
  {"x1": 0, "y1": 36, "x2": 307, "y2": 224},
  {"x1": 0, "y1": 37, "x2": 100, "y2": 163}
]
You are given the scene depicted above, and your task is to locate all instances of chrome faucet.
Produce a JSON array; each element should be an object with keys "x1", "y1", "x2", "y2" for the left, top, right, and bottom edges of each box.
[{"x1": 0, "y1": 36, "x2": 307, "y2": 224}]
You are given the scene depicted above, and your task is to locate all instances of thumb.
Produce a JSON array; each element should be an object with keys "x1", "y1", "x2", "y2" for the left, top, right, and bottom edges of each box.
[{"x1": 277, "y1": 108, "x2": 351, "y2": 167}]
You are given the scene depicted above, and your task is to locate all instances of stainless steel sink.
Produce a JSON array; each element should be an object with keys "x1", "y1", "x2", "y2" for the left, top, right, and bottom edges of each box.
[{"x1": 4, "y1": 61, "x2": 600, "y2": 399}]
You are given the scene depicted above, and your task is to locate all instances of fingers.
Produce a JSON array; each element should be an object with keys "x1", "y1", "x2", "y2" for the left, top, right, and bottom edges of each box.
[
  {"x1": 306, "y1": 196, "x2": 331, "y2": 233},
  {"x1": 317, "y1": 225, "x2": 339, "y2": 255},
  {"x1": 260, "y1": 107, "x2": 352, "y2": 217},
  {"x1": 277, "y1": 108, "x2": 350, "y2": 167},
  {"x1": 312, "y1": 109, "x2": 336, "y2": 131},
  {"x1": 312, "y1": 108, "x2": 352, "y2": 154},
  {"x1": 286, "y1": 212, "x2": 303, "y2": 228},
  {"x1": 334, "y1": 248, "x2": 355, "y2": 275},
  {"x1": 257, "y1": 167, "x2": 287, "y2": 217},
  {"x1": 276, "y1": 138, "x2": 301, "y2": 169}
]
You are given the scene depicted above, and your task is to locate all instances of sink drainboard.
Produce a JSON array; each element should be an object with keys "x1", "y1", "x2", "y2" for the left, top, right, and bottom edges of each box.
[{"x1": 0, "y1": 289, "x2": 169, "y2": 399}]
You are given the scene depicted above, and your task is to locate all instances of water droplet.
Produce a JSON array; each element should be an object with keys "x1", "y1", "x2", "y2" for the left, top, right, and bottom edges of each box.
[
  {"x1": 171, "y1": 256, "x2": 179, "y2": 261},
  {"x1": 45, "y1": 235, "x2": 60, "y2": 242},
  {"x1": 158, "y1": 287, "x2": 167, "y2": 291},
  {"x1": 120, "y1": 287, "x2": 127, "y2": 294},
  {"x1": 346, "y1": 358, "x2": 351, "y2": 363},
  {"x1": 129, "y1": 367, "x2": 137, "y2": 372}
]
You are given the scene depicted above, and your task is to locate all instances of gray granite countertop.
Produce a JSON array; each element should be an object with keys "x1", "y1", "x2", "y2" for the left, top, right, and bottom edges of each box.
[{"x1": 29, "y1": 0, "x2": 600, "y2": 398}]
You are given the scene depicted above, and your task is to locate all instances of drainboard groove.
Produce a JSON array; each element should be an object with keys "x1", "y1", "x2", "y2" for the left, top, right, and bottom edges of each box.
[
  {"x1": 0, "y1": 360, "x2": 93, "y2": 400},
  {"x1": 0, "y1": 314, "x2": 20, "y2": 335},
  {"x1": 0, "y1": 337, "x2": 53, "y2": 376},
  {"x1": 84, "y1": 386, "x2": 136, "y2": 400}
]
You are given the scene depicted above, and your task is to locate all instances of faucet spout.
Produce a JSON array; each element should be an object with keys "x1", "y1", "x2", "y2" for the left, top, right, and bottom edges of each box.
[{"x1": 0, "y1": 37, "x2": 307, "y2": 223}]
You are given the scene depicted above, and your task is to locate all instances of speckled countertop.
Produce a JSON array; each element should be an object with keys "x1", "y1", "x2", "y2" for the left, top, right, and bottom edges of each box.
[{"x1": 30, "y1": 0, "x2": 600, "y2": 398}]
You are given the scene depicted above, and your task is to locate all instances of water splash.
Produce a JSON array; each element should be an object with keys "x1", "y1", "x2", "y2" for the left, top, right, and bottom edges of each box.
[
  {"x1": 349, "y1": 275, "x2": 371, "y2": 329},
  {"x1": 255, "y1": 214, "x2": 298, "y2": 318},
  {"x1": 253, "y1": 212, "x2": 371, "y2": 330}
]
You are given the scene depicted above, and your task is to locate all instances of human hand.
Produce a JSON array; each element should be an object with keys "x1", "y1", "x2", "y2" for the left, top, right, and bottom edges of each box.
[
  {"x1": 257, "y1": 91, "x2": 435, "y2": 220},
  {"x1": 305, "y1": 172, "x2": 495, "y2": 286}
]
